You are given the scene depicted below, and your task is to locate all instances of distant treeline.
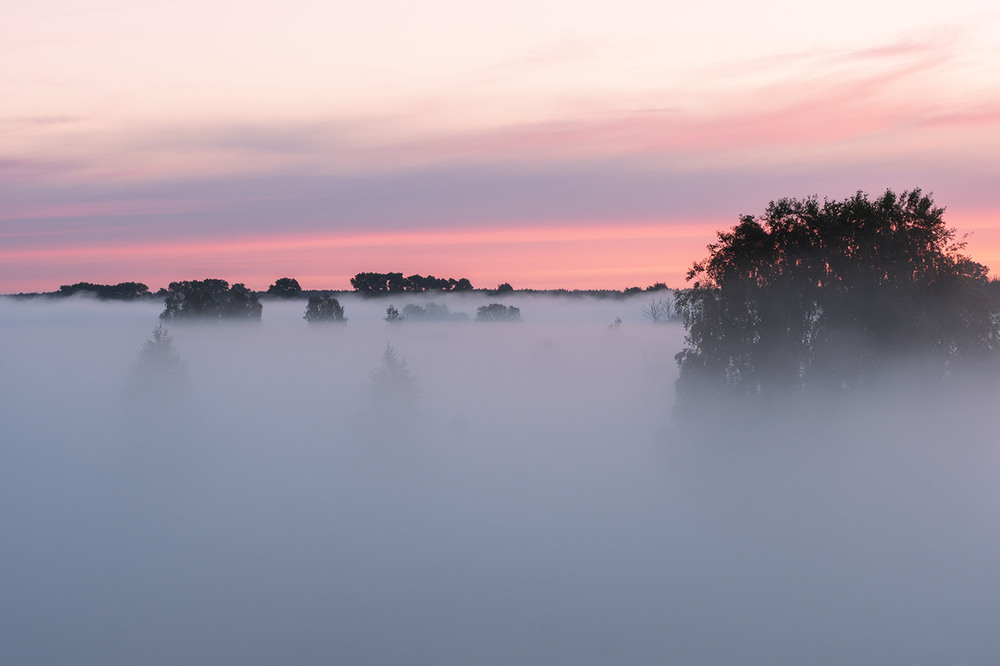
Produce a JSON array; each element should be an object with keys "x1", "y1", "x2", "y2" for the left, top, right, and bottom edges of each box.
[
  {"x1": 21, "y1": 275, "x2": 678, "y2": 300},
  {"x1": 56, "y1": 282, "x2": 153, "y2": 300},
  {"x1": 349, "y1": 272, "x2": 474, "y2": 295}
]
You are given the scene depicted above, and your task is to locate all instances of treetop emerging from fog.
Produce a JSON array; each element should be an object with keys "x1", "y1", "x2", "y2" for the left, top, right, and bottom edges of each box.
[
  {"x1": 675, "y1": 189, "x2": 1000, "y2": 404},
  {"x1": 160, "y1": 279, "x2": 263, "y2": 321},
  {"x1": 350, "y1": 272, "x2": 474, "y2": 295}
]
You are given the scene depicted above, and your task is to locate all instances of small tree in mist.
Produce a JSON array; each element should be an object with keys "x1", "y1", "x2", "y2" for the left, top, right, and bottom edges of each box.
[
  {"x1": 403, "y1": 302, "x2": 468, "y2": 321},
  {"x1": 304, "y1": 295, "x2": 346, "y2": 323},
  {"x1": 641, "y1": 297, "x2": 675, "y2": 323},
  {"x1": 476, "y1": 303, "x2": 521, "y2": 321},
  {"x1": 365, "y1": 344, "x2": 420, "y2": 435},
  {"x1": 385, "y1": 305, "x2": 403, "y2": 323},
  {"x1": 127, "y1": 324, "x2": 186, "y2": 397},
  {"x1": 675, "y1": 189, "x2": 1000, "y2": 408}
]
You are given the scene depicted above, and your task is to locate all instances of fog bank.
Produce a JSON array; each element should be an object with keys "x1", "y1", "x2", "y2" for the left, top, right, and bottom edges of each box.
[{"x1": 2, "y1": 295, "x2": 999, "y2": 664}]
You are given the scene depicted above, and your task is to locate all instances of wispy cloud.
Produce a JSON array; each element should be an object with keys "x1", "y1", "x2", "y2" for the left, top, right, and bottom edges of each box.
[
  {"x1": 477, "y1": 33, "x2": 611, "y2": 77},
  {"x1": 0, "y1": 115, "x2": 86, "y2": 129}
]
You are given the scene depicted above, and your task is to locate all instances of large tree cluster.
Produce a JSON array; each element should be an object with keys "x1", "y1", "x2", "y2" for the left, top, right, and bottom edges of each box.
[
  {"x1": 675, "y1": 189, "x2": 1000, "y2": 402},
  {"x1": 57, "y1": 282, "x2": 150, "y2": 300},
  {"x1": 350, "y1": 272, "x2": 473, "y2": 295},
  {"x1": 160, "y1": 279, "x2": 262, "y2": 321}
]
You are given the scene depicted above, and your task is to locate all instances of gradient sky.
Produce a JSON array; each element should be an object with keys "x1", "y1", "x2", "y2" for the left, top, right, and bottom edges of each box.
[{"x1": 3, "y1": 0, "x2": 1000, "y2": 292}]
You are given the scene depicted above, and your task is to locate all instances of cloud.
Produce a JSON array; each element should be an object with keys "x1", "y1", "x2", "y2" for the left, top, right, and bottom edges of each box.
[
  {"x1": 474, "y1": 33, "x2": 611, "y2": 79},
  {"x1": 0, "y1": 115, "x2": 86, "y2": 129}
]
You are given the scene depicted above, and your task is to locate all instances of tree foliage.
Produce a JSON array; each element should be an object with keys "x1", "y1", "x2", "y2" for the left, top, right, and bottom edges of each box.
[
  {"x1": 266, "y1": 277, "x2": 302, "y2": 298},
  {"x1": 304, "y1": 295, "x2": 346, "y2": 323},
  {"x1": 58, "y1": 282, "x2": 150, "y2": 300},
  {"x1": 675, "y1": 189, "x2": 999, "y2": 402},
  {"x1": 402, "y1": 302, "x2": 468, "y2": 321},
  {"x1": 475, "y1": 303, "x2": 522, "y2": 321},
  {"x1": 350, "y1": 272, "x2": 473, "y2": 295},
  {"x1": 128, "y1": 324, "x2": 185, "y2": 395},
  {"x1": 641, "y1": 297, "x2": 675, "y2": 323},
  {"x1": 385, "y1": 305, "x2": 403, "y2": 323},
  {"x1": 160, "y1": 279, "x2": 262, "y2": 321},
  {"x1": 367, "y1": 343, "x2": 419, "y2": 414}
]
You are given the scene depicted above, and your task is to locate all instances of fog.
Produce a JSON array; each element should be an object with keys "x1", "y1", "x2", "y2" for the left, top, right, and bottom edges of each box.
[{"x1": 2, "y1": 294, "x2": 1000, "y2": 664}]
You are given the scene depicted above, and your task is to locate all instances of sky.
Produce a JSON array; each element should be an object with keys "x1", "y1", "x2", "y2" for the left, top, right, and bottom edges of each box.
[{"x1": 3, "y1": 0, "x2": 1000, "y2": 292}]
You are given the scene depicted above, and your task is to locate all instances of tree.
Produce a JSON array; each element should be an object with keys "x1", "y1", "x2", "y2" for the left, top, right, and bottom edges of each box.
[
  {"x1": 266, "y1": 277, "x2": 302, "y2": 298},
  {"x1": 476, "y1": 303, "x2": 521, "y2": 321},
  {"x1": 351, "y1": 272, "x2": 475, "y2": 295},
  {"x1": 385, "y1": 305, "x2": 403, "y2": 323},
  {"x1": 304, "y1": 295, "x2": 346, "y2": 323},
  {"x1": 57, "y1": 282, "x2": 150, "y2": 300},
  {"x1": 674, "y1": 189, "x2": 999, "y2": 404},
  {"x1": 365, "y1": 344, "x2": 420, "y2": 436},
  {"x1": 127, "y1": 324, "x2": 185, "y2": 395},
  {"x1": 160, "y1": 279, "x2": 262, "y2": 321},
  {"x1": 161, "y1": 279, "x2": 229, "y2": 320},
  {"x1": 402, "y1": 302, "x2": 468, "y2": 321},
  {"x1": 641, "y1": 297, "x2": 675, "y2": 323},
  {"x1": 224, "y1": 283, "x2": 263, "y2": 319}
]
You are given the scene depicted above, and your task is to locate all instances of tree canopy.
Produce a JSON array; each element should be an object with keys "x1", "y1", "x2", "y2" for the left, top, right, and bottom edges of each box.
[
  {"x1": 304, "y1": 295, "x2": 346, "y2": 323},
  {"x1": 160, "y1": 279, "x2": 262, "y2": 321},
  {"x1": 266, "y1": 277, "x2": 302, "y2": 298},
  {"x1": 674, "y1": 189, "x2": 999, "y2": 404},
  {"x1": 350, "y1": 272, "x2": 473, "y2": 295},
  {"x1": 57, "y1": 282, "x2": 150, "y2": 300},
  {"x1": 476, "y1": 303, "x2": 521, "y2": 321},
  {"x1": 126, "y1": 324, "x2": 186, "y2": 404}
]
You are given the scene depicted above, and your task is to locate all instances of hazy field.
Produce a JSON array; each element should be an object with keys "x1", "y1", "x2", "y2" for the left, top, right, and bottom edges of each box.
[{"x1": 2, "y1": 294, "x2": 999, "y2": 664}]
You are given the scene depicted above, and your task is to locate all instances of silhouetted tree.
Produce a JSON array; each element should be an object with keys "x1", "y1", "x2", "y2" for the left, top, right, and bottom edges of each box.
[
  {"x1": 160, "y1": 279, "x2": 262, "y2": 321},
  {"x1": 304, "y1": 295, "x2": 346, "y2": 323},
  {"x1": 494, "y1": 282, "x2": 514, "y2": 295},
  {"x1": 675, "y1": 189, "x2": 1000, "y2": 405},
  {"x1": 385, "y1": 305, "x2": 403, "y2": 323},
  {"x1": 641, "y1": 297, "x2": 674, "y2": 323},
  {"x1": 402, "y1": 302, "x2": 468, "y2": 321},
  {"x1": 58, "y1": 282, "x2": 150, "y2": 300},
  {"x1": 224, "y1": 283, "x2": 263, "y2": 319},
  {"x1": 161, "y1": 279, "x2": 227, "y2": 319},
  {"x1": 266, "y1": 277, "x2": 302, "y2": 298},
  {"x1": 476, "y1": 303, "x2": 521, "y2": 321},
  {"x1": 351, "y1": 272, "x2": 405, "y2": 295},
  {"x1": 351, "y1": 272, "x2": 474, "y2": 295}
]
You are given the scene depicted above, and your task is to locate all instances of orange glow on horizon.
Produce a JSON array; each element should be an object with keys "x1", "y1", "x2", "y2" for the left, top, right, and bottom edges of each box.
[
  {"x1": 4, "y1": 210, "x2": 998, "y2": 294},
  {"x1": 0, "y1": 222, "x2": 720, "y2": 293}
]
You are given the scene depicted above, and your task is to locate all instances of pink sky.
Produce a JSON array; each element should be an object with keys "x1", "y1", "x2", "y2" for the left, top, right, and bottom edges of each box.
[{"x1": 3, "y1": 0, "x2": 999, "y2": 292}]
